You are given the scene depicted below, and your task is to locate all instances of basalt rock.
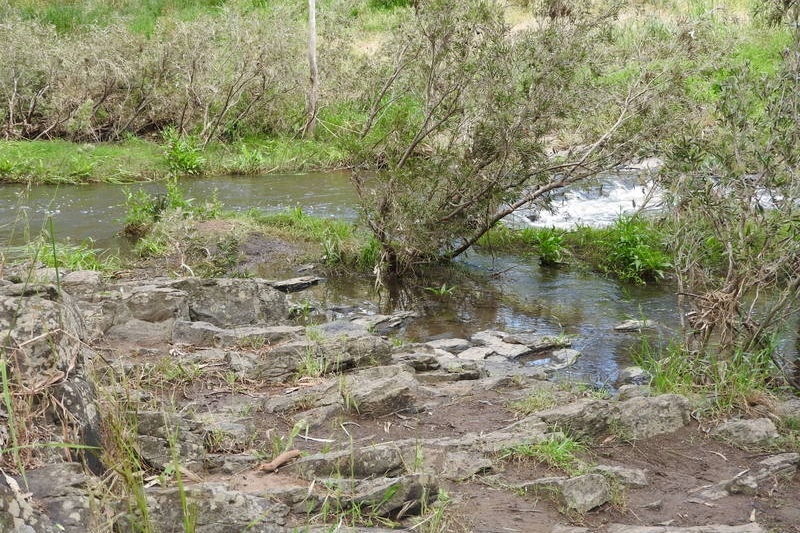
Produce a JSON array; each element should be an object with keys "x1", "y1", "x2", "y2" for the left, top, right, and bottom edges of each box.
[
  {"x1": 119, "y1": 483, "x2": 290, "y2": 533},
  {"x1": 342, "y1": 365, "x2": 418, "y2": 416},
  {"x1": 171, "y1": 278, "x2": 288, "y2": 327},
  {"x1": 0, "y1": 283, "x2": 103, "y2": 473}
]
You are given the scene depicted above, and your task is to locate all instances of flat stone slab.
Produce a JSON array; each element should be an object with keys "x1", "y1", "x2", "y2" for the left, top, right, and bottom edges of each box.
[
  {"x1": 268, "y1": 276, "x2": 323, "y2": 292},
  {"x1": 425, "y1": 338, "x2": 472, "y2": 353}
]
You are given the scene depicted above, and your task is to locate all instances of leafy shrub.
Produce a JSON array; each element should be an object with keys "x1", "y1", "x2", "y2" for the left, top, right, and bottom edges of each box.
[
  {"x1": 162, "y1": 128, "x2": 206, "y2": 176},
  {"x1": 601, "y1": 216, "x2": 671, "y2": 284},
  {"x1": 0, "y1": 7, "x2": 305, "y2": 142},
  {"x1": 525, "y1": 227, "x2": 565, "y2": 266}
]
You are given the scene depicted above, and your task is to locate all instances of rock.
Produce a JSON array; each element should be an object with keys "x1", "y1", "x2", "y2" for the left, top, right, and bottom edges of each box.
[
  {"x1": 726, "y1": 452, "x2": 799, "y2": 495},
  {"x1": 320, "y1": 335, "x2": 393, "y2": 370},
  {"x1": 1, "y1": 470, "x2": 57, "y2": 532},
  {"x1": 617, "y1": 366, "x2": 651, "y2": 386},
  {"x1": 258, "y1": 474, "x2": 319, "y2": 514},
  {"x1": 504, "y1": 333, "x2": 572, "y2": 352},
  {"x1": 615, "y1": 394, "x2": 690, "y2": 439},
  {"x1": 424, "y1": 338, "x2": 471, "y2": 354},
  {"x1": 552, "y1": 526, "x2": 590, "y2": 533},
  {"x1": 248, "y1": 340, "x2": 315, "y2": 382},
  {"x1": 543, "y1": 348, "x2": 581, "y2": 372},
  {"x1": 268, "y1": 276, "x2": 323, "y2": 293},
  {"x1": 125, "y1": 286, "x2": 190, "y2": 323},
  {"x1": 710, "y1": 418, "x2": 779, "y2": 448},
  {"x1": 316, "y1": 319, "x2": 370, "y2": 339},
  {"x1": 520, "y1": 474, "x2": 610, "y2": 513},
  {"x1": 0, "y1": 284, "x2": 102, "y2": 472},
  {"x1": 617, "y1": 384, "x2": 651, "y2": 400},
  {"x1": 470, "y1": 330, "x2": 508, "y2": 346},
  {"x1": 417, "y1": 360, "x2": 485, "y2": 383},
  {"x1": 457, "y1": 346, "x2": 494, "y2": 361},
  {"x1": 488, "y1": 341, "x2": 533, "y2": 359},
  {"x1": 17, "y1": 464, "x2": 94, "y2": 532},
  {"x1": 776, "y1": 398, "x2": 800, "y2": 420},
  {"x1": 171, "y1": 278, "x2": 288, "y2": 327},
  {"x1": 60, "y1": 270, "x2": 103, "y2": 299},
  {"x1": 592, "y1": 465, "x2": 648, "y2": 487},
  {"x1": 537, "y1": 394, "x2": 690, "y2": 440},
  {"x1": 558, "y1": 474, "x2": 611, "y2": 513},
  {"x1": 205, "y1": 453, "x2": 261, "y2": 475},
  {"x1": 200, "y1": 416, "x2": 256, "y2": 453},
  {"x1": 172, "y1": 320, "x2": 302, "y2": 347},
  {"x1": 106, "y1": 318, "x2": 175, "y2": 344},
  {"x1": 345, "y1": 474, "x2": 435, "y2": 516},
  {"x1": 538, "y1": 400, "x2": 613, "y2": 437},
  {"x1": 125, "y1": 483, "x2": 290, "y2": 533},
  {"x1": 391, "y1": 351, "x2": 440, "y2": 371},
  {"x1": 292, "y1": 441, "x2": 415, "y2": 479},
  {"x1": 614, "y1": 319, "x2": 656, "y2": 332},
  {"x1": 426, "y1": 449, "x2": 493, "y2": 481},
  {"x1": 136, "y1": 412, "x2": 205, "y2": 472},
  {"x1": 481, "y1": 360, "x2": 548, "y2": 381},
  {"x1": 225, "y1": 351, "x2": 258, "y2": 373},
  {"x1": 350, "y1": 311, "x2": 417, "y2": 334},
  {"x1": 343, "y1": 365, "x2": 417, "y2": 416},
  {"x1": 263, "y1": 380, "x2": 339, "y2": 414},
  {"x1": 171, "y1": 320, "x2": 225, "y2": 345}
]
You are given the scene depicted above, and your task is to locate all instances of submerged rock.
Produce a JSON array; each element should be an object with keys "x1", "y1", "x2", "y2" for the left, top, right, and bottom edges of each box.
[{"x1": 613, "y1": 319, "x2": 656, "y2": 332}]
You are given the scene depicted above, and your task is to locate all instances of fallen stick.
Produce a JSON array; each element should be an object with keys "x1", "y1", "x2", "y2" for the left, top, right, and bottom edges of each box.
[{"x1": 257, "y1": 450, "x2": 302, "y2": 473}]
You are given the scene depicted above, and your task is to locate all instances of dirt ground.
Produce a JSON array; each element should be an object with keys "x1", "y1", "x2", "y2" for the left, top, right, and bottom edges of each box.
[{"x1": 170, "y1": 367, "x2": 799, "y2": 533}]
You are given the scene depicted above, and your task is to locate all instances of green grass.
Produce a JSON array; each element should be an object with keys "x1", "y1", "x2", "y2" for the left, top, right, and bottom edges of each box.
[
  {"x1": 33, "y1": 239, "x2": 120, "y2": 272},
  {"x1": 508, "y1": 388, "x2": 559, "y2": 416},
  {"x1": 12, "y1": 0, "x2": 229, "y2": 34},
  {"x1": 632, "y1": 336, "x2": 780, "y2": 419},
  {"x1": 245, "y1": 206, "x2": 375, "y2": 270},
  {"x1": 209, "y1": 136, "x2": 352, "y2": 175},
  {"x1": 476, "y1": 215, "x2": 672, "y2": 284},
  {"x1": 501, "y1": 432, "x2": 589, "y2": 475},
  {"x1": 0, "y1": 139, "x2": 167, "y2": 184},
  {"x1": 7, "y1": 0, "x2": 408, "y2": 35},
  {"x1": 0, "y1": 135, "x2": 353, "y2": 184}
]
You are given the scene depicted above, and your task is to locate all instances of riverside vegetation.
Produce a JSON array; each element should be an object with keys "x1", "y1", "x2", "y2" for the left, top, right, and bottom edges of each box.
[{"x1": 1, "y1": 0, "x2": 800, "y2": 531}]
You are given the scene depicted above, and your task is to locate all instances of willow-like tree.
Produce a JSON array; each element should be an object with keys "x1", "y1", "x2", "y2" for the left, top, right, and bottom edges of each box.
[
  {"x1": 352, "y1": 0, "x2": 679, "y2": 278},
  {"x1": 660, "y1": 0, "x2": 800, "y2": 386}
]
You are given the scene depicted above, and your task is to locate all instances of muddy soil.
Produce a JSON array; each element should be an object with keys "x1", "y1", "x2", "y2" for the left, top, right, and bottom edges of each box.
[{"x1": 122, "y1": 338, "x2": 799, "y2": 533}]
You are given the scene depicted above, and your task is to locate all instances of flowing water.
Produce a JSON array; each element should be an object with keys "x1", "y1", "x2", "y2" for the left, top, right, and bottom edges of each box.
[{"x1": 2, "y1": 172, "x2": 793, "y2": 384}]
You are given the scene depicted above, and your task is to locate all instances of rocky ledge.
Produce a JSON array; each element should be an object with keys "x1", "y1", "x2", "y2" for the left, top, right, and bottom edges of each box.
[{"x1": 0, "y1": 272, "x2": 797, "y2": 532}]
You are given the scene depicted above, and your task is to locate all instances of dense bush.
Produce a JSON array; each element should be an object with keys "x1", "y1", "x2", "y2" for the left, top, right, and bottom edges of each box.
[{"x1": 0, "y1": 6, "x2": 305, "y2": 142}]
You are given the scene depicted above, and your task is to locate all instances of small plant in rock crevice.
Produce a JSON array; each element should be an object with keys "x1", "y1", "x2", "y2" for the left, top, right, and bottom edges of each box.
[{"x1": 500, "y1": 431, "x2": 590, "y2": 475}]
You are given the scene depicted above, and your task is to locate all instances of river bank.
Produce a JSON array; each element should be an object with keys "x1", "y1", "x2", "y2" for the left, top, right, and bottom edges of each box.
[
  {"x1": 0, "y1": 137, "x2": 351, "y2": 185},
  {"x1": 1, "y1": 259, "x2": 798, "y2": 532}
]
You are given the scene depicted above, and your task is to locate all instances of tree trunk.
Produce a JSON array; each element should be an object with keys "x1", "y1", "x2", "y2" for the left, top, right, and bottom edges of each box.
[{"x1": 303, "y1": 0, "x2": 318, "y2": 137}]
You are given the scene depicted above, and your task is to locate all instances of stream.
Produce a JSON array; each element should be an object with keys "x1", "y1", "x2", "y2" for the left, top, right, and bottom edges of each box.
[{"x1": 2, "y1": 172, "x2": 793, "y2": 385}]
